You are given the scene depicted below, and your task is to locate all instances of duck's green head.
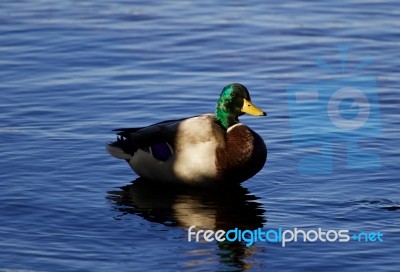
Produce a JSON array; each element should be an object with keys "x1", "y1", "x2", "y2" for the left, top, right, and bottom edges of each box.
[{"x1": 215, "y1": 83, "x2": 266, "y2": 129}]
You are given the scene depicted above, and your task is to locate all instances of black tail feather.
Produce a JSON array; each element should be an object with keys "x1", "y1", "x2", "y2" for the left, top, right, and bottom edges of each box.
[{"x1": 109, "y1": 135, "x2": 138, "y2": 156}]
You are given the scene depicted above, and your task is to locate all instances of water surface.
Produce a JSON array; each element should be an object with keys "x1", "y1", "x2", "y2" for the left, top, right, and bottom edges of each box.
[{"x1": 1, "y1": 1, "x2": 399, "y2": 271}]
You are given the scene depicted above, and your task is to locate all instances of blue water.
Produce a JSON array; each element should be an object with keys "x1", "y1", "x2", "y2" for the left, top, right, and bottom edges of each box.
[{"x1": 1, "y1": 1, "x2": 399, "y2": 271}]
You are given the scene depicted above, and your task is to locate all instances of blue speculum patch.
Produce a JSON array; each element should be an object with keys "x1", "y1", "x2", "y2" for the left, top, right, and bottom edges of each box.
[{"x1": 151, "y1": 142, "x2": 172, "y2": 161}]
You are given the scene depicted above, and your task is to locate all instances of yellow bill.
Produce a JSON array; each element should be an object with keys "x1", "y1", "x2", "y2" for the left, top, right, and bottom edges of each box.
[{"x1": 241, "y1": 98, "x2": 266, "y2": 116}]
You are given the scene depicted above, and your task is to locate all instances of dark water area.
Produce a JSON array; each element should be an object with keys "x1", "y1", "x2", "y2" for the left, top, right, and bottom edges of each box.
[{"x1": 1, "y1": 1, "x2": 399, "y2": 271}]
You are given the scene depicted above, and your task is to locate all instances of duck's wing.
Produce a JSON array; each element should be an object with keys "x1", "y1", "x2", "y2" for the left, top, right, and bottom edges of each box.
[
  {"x1": 107, "y1": 116, "x2": 211, "y2": 161},
  {"x1": 108, "y1": 118, "x2": 187, "y2": 160}
]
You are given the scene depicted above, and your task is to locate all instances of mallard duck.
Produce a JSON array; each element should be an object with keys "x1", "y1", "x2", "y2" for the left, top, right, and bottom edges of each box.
[{"x1": 107, "y1": 83, "x2": 267, "y2": 186}]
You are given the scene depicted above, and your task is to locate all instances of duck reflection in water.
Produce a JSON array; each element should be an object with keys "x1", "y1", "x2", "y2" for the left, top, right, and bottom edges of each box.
[{"x1": 107, "y1": 178, "x2": 267, "y2": 270}]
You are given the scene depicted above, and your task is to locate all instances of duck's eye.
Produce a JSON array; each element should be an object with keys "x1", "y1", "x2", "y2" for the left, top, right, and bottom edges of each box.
[{"x1": 231, "y1": 93, "x2": 235, "y2": 98}]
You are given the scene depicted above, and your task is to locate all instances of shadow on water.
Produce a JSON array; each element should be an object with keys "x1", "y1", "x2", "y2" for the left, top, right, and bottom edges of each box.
[{"x1": 107, "y1": 177, "x2": 267, "y2": 271}]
